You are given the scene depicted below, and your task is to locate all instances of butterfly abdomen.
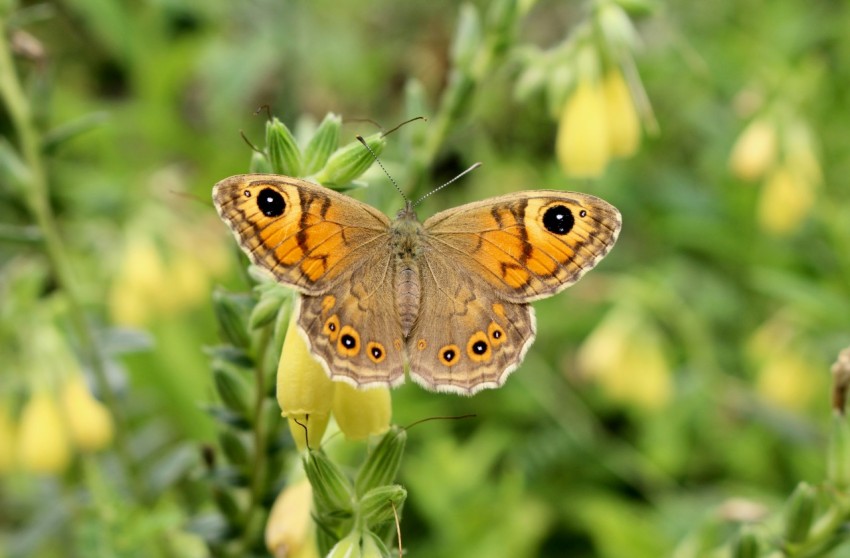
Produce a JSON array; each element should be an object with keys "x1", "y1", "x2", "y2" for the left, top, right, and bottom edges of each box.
[{"x1": 396, "y1": 267, "x2": 420, "y2": 337}]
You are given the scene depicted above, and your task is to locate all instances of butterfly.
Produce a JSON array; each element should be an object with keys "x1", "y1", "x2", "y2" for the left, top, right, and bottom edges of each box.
[{"x1": 213, "y1": 174, "x2": 621, "y2": 395}]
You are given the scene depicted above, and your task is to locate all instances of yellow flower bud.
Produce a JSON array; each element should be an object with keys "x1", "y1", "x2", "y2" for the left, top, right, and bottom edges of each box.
[
  {"x1": 61, "y1": 375, "x2": 114, "y2": 451},
  {"x1": 278, "y1": 308, "x2": 335, "y2": 449},
  {"x1": 265, "y1": 478, "x2": 314, "y2": 558},
  {"x1": 785, "y1": 120, "x2": 822, "y2": 186},
  {"x1": 729, "y1": 119, "x2": 778, "y2": 181},
  {"x1": 556, "y1": 78, "x2": 610, "y2": 178},
  {"x1": 755, "y1": 350, "x2": 819, "y2": 411},
  {"x1": 287, "y1": 414, "x2": 331, "y2": 452},
  {"x1": 603, "y1": 70, "x2": 640, "y2": 158},
  {"x1": 577, "y1": 306, "x2": 672, "y2": 410},
  {"x1": 0, "y1": 405, "x2": 16, "y2": 473},
  {"x1": 757, "y1": 164, "x2": 816, "y2": 235},
  {"x1": 109, "y1": 235, "x2": 166, "y2": 326},
  {"x1": 327, "y1": 531, "x2": 362, "y2": 558},
  {"x1": 332, "y1": 383, "x2": 392, "y2": 441},
  {"x1": 17, "y1": 391, "x2": 72, "y2": 474}
]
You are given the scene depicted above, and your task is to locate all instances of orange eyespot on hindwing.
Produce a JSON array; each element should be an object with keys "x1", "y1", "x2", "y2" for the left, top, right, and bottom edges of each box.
[
  {"x1": 393, "y1": 338, "x2": 403, "y2": 352},
  {"x1": 466, "y1": 331, "x2": 492, "y2": 362},
  {"x1": 438, "y1": 344, "x2": 461, "y2": 367},
  {"x1": 417, "y1": 339, "x2": 427, "y2": 351},
  {"x1": 367, "y1": 342, "x2": 386, "y2": 364},
  {"x1": 487, "y1": 321, "x2": 506, "y2": 347},
  {"x1": 337, "y1": 325, "x2": 360, "y2": 357},
  {"x1": 323, "y1": 315, "x2": 340, "y2": 341}
]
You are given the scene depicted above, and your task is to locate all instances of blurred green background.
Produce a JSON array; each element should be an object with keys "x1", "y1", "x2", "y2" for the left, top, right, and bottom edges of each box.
[{"x1": 2, "y1": 0, "x2": 850, "y2": 556}]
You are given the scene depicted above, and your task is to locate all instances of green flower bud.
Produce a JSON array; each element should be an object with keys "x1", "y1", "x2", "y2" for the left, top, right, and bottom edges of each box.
[
  {"x1": 783, "y1": 482, "x2": 816, "y2": 544},
  {"x1": 212, "y1": 360, "x2": 253, "y2": 419},
  {"x1": 214, "y1": 487, "x2": 244, "y2": 526},
  {"x1": 313, "y1": 133, "x2": 386, "y2": 187},
  {"x1": 249, "y1": 150, "x2": 272, "y2": 174},
  {"x1": 828, "y1": 411, "x2": 850, "y2": 489},
  {"x1": 249, "y1": 289, "x2": 287, "y2": 330},
  {"x1": 732, "y1": 527, "x2": 760, "y2": 558},
  {"x1": 361, "y1": 530, "x2": 390, "y2": 558},
  {"x1": 327, "y1": 530, "x2": 362, "y2": 558},
  {"x1": 218, "y1": 428, "x2": 251, "y2": 465},
  {"x1": 266, "y1": 117, "x2": 302, "y2": 176},
  {"x1": 355, "y1": 426, "x2": 406, "y2": 496},
  {"x1": 304, "y1": 449, "x2": 354, "y2": 514},
  {"x1": 302, "y1": 113, "x2": 342, "y2": 176},
  {"x1": 212, "y1": 288, "x2": 252, "y2": 349},
  {"x1": 359, "y1": 485, "x2": 406, "y2": 527},
  {"x1": 597, "y1": 2, "x2": 640, "y2": 52}
]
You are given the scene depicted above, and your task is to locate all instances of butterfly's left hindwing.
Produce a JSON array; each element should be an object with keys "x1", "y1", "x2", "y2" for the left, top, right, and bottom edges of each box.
[
  {"x1": 297, "y1": 250, "x2": 405, "y2": 388},
  {"x1": 213, "y1": 174, "x2": 391, "y2": 295}
]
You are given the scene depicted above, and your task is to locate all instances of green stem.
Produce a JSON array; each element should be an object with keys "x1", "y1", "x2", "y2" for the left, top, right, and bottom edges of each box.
[
  {"x1": 241, "y1": 321, "x2": 274, "y2": 550},
  {"x1": 408, "y1": 1, "x2": 522, "y2": 192},
  {"x1": 0, "y1": 17, "x2": 142, "y2": 498}
]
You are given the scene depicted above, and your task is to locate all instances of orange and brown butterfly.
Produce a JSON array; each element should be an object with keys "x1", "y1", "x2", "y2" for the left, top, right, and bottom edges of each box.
[{"x1": 213, "y1": 173, "x2": 621, "y2": 395}]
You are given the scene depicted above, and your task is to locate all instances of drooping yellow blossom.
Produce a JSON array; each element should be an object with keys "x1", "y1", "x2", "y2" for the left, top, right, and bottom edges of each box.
[
  {"x1": 729, "y1": 118, "x2": 778, "y2": 181},
  {"x1": 266, "y1": 478, "x2": 319, "y2": 558},
  {"x1": 278, "y1": 309, "x2": 335, "y2": 450},
  {"x1": 109, "y1": 235, "x2": 168, "y2": 326},
  {"x1": 61, "y1": 375, "x2": 114, "y2": 451},
  {"x1": 332, "y1": 383, "x2": 392, "y2": 441},
  {"x1": 556, "y1": 77, "x2": 610, "y2": 178},
  {"x1": 603, "y1": 70, "x2": 640, "y2": 158},
  {"x1": 0, "y1": 405, "x2": 16, "y2": 473},
  {"x1": 577, "y1": 305, "x2": 672, "y2": 410},
  {"x1": 747, "y1": 316, "x2": 821, "y2": 411},
  {"x1": 110, "y1": 219, "x2": 231, "y2": 326},
  {"x1": 17, "y1": 391, "x2": 72, "y2": 474},
  {"x1": 755, "y1": 351, "x2": 820, "y2": 411},
  {"x1": 784, "y1": 120, "x2": 822, "y2": 186},
  {"x1": 757, "y1": 164, "x2": 817, "y2": 236}
]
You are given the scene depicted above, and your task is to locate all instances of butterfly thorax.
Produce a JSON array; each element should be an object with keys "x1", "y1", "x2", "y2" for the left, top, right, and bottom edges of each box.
[{"x1": 391, "y1": 203, "x2": 424, "y2": 337}]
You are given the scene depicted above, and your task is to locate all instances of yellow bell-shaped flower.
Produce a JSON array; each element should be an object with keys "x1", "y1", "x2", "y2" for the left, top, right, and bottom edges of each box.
[
  {"x1": 603, "y1": 69, "x2": 640, "y2": 158},
  {"x1": 757, "y1": 164, "x2": 816, "y2": 236},
  {"x1": 332, "y1": 382, "x2": 392, "y2": 441},
  {"x1": 265, "y1": 478, "x2": 318, "y2": 558},
  {"x1": 729, "y1": 118, "x2": 778, "y2": 181},
  {"x1": 61, "y1": 375, "x2": 114, "y2": 452},
  {"x1": 556, "y1": 77, "x2": 610, "y2": 178},
  {"x1": 278, "y1": 308, "x2": 335, "y2": 450},
  {"x1": 17, "y1": 391, "x2": 72, "y2": 474}
]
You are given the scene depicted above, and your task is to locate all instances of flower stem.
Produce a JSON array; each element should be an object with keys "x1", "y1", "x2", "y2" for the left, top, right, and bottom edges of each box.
[{"x1": 0, "y1": 17, "x2": 142, "y2": 499}]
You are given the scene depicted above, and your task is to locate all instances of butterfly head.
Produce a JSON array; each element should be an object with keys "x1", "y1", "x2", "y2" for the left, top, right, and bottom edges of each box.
[{"x1": 395, "y1": 200, "x2": 419, "y2": 223}]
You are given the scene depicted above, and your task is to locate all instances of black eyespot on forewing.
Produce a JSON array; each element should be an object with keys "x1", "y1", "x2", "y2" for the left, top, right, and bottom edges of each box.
[
  {"x1": 257, "y1": 188, "x2": 286, "y2": 217},
  {"x1": 542, "y1": 204, "x2": 574, "y2": 235}
]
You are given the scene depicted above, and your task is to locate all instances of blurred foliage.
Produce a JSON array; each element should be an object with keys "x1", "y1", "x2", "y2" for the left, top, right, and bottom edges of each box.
[{"x1": 2, "y1": 0, "x2": 850, "y2": 556}]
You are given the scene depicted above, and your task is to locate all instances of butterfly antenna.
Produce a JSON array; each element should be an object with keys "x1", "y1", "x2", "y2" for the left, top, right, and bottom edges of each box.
[
  {"x1": 356, "y1": 135, "x2": 409, "y2": 204},
  {"x1": 412, "y1": 162, "x2": 482, "y2": 207},
  {"x1": 382, "y1": 115, "x2": 427, "y2": 137}
]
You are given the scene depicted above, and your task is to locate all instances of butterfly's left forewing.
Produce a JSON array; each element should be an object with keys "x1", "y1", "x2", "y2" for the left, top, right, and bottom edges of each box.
[{"x1": 213, "y1": 174, "x2": 391, "y2": 295}]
